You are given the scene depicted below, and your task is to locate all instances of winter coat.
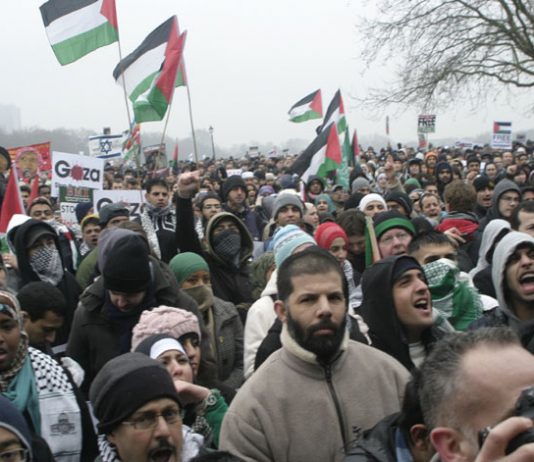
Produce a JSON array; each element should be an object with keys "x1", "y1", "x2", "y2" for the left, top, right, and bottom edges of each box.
[
  {"x1": 470, "y1": 232, "x2": 534, "y2": 353},
  {"x1": 66, "y1": 257, "x2": 200, "y2": 395},
  {"x1": 344, "y1": 413, "x2": 401, "y2": 462},
  {"x1": 14, "y1": 219, "x2": 82, "y2": 348},
  {"x1": 176, "y1": 197, "x2": 254, "y2": 310},
  {"x1": 360, "y1": 256, "x2": 446, "y2": 371},
  {"x1": 220, "y1": 325, "x2": 409, "y2": 462},
  {"x1": 478, "y1": 179, "x2": 521, "y2": 231},
  {"x1": 212, "y1": 297, "x2": 244, "y2": 389},
  {"x1": 243, "y1": 269, "x2": 278, "y2": 379}
]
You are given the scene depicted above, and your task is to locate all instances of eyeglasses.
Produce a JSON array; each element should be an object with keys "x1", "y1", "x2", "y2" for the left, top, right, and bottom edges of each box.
[
  {"x1": 122, "y1": 408, "x2": 181, "y2": 431},
  {"x1": 380, "y1": 231, "x2": 411, "y2": 246},
  {"x1": 0, "y1": 448, "x2": 29, "y2": 462}
]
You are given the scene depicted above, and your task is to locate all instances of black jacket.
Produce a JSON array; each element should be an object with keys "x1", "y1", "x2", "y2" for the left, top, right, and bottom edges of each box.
[
  {"x1": 360, "y1": 256, "x2": 440, "y2": 371},
  {"x1": 176, "y1": 197, "x2": 254, "y2": 310},
  {"x1": 344, "y1": 413, "x2": 401, "y2": 462},
  {"x1": 14, "y1": 219, "x2": 82, "y2": 347},
  {"x1": 66, "y1": 257, "x2": 201, "y2": 395}
]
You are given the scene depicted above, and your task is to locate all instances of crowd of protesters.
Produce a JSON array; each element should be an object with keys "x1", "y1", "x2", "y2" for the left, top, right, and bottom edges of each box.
[{"x1": 1, "y1": 140, "x2": 534, "y2": 461}]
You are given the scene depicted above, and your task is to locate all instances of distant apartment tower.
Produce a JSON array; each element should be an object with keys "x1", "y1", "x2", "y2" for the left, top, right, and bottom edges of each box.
[{"x1": 0, "y1": 104, "x2": 21, "y2": 132}]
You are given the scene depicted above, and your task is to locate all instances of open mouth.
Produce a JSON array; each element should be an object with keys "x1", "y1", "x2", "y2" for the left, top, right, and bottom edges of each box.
[
  {"x1": 149, "y1": 447, "x2": 175, "y2": 462},
  {"x1": 520, "y1": 272, "x2": 534, "y2": 293},
  {"x1": 413, "y1": 299, "x2": 431, "y2": 312}
]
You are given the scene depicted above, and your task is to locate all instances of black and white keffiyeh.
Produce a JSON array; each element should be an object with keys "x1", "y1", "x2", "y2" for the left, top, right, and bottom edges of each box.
[{"x1": 29, "y1": 246, "x2": 64, "y2": 286}]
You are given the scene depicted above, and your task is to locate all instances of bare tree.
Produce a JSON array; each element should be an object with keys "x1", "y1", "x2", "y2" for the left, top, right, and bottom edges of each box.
[{"x1": 359, "y1": 0, "x2": 534, "y2": 109}]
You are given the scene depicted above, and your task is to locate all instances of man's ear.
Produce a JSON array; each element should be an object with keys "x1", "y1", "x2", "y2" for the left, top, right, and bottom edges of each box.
[
  {"x1": 410, "y1": 424, "x2": 433, "y2": 453},
  {"x1": 274, "y1": 300, "x2": 287, "y2": 323},
  {"x1": 430, "y1": 427, "x2": 470, "y2": 462}
]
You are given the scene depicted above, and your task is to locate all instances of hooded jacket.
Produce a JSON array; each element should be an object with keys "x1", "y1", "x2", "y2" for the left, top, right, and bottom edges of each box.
[
  {"x1": 176, "y1": 197, "x2": 254, "y2": 311},
  {"x1": 221, "y1": 325, "x2": 409, "y2": 462},
  {"x1": 470, "y1": 232, "x2": 534, "y2": 352},
  {"x1": 479, "y1": 179, "x2": 521, "y2": 230},
  {"x1": 14, "y1": 219, "x2": 82, "y2": 348},
  {"x1": 360, "y1": 256, "x2": 444, "y2": 371},
  {"x1": 66, "y1": 255, "x2": 201, "y2": 395}
]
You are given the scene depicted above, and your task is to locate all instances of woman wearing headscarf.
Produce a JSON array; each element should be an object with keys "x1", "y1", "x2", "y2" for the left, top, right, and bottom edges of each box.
[
  {"x1": 169, "y1": 252, "x2": 244, "y2": 390},
  {"x1": 0, "y1": 290, "x2": 97, "y2": 461}
]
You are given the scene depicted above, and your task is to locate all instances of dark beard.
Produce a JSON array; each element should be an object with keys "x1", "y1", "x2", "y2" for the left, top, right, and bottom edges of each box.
[{"x1": 287, "y1": 313, "x2": 347, "y2": 363}]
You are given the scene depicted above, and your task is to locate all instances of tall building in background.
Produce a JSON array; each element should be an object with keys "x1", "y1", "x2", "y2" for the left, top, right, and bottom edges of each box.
[{"x1": 0, "y1": 104, "x2": 21, "y2": 132}]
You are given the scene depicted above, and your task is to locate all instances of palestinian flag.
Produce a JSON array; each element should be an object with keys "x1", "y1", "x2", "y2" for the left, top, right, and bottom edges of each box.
[
  {"x1": 40, "y1": 0, "x2": 118, "y2": 66},
  {"x1": 288, "y1": 90, "x2": 323, "y2": 123},
  {"x1": 337, "y1": 128, "x2": 350, "y2": 190},
  {"x1": 0, "y1": 169, "x2": 25, "y2": 234},
  {"x1": 122, "y1": 121, "x2": 141, "y2": 161},
  {"x1": 113, "y1": 16, "x2": 186, "y2": 123},
  {"x1": 291, "y1": 123, "x2": 341, "y2": 183},
  {"x1": 318, "y1": 90, "x2": 346, "y2": 134},
  {"x1": 494, "y1": 121, "x2": 512, "y2": 134}
]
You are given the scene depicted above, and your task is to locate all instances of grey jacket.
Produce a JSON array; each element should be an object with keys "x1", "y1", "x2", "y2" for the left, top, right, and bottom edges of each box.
[{"x1": 213, "y1": 296, "x2": 244, "y2": 389}]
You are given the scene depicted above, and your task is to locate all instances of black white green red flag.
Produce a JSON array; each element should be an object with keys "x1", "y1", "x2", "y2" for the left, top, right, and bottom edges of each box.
[
  {"x1": 317, "y1": 90, "x2": 347, "y2": 134},
  {"x1": 291, "y1": 123, "x2": 342, "y2": 183},
  {"x1": 113, "y1": 16, "x2": 186, "y2": 123},
  {"x1": 40, "y1": 0, "x2": 118, "y2": 65},
  {"x1": 288, "y1": 90, "x2": 323, "y2": 123}
]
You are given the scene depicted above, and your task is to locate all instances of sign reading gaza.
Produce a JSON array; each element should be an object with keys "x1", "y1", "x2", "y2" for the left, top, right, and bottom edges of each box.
[
  {"x1": 93, "y1": 190, "x2": 145, "y2": 220},
  {"x1": 51, "y1": 152, "x2": 104, "y2": 196}
]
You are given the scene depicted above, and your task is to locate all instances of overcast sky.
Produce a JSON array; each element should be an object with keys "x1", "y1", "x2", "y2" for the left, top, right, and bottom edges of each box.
[{"x1": 2, "y1": 1, "x2": 534, "y2": 150}]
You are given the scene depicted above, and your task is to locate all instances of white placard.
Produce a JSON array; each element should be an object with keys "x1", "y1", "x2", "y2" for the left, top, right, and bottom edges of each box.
[
  {"x1": 93, "y1": 190, "x2": 145, "y2": 221},
  {"x1": 52, "y1": 152, "x2": 104, "y2": 196}
]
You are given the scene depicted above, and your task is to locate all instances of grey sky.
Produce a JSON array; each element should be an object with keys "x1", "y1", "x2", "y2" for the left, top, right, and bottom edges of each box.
[{"x1": 2, "y1": 1, "x2": 533, "y2": 150}]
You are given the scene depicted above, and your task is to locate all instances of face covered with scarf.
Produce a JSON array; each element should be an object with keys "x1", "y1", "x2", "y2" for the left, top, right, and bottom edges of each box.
[
  {"x1": 169, "y1": 252, "x2": 214, "y2": 313},
  {"x1": 211, "y1": 218, "x2": 242, "y2": 267},
  {"x1": 27, "y1": 233, "x2": 63, "y2": 286}
]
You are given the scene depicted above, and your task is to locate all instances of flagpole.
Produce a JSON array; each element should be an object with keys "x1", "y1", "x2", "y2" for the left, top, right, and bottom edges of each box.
[
  {"x1": 183, "y1": 61, "x2": 199, "y2": 164},
  {"x1": 114, "y1": 3, "x2": 132, "y2": 127},
  {"x1": 160, "y1": 97, "x2": 173, "y2": 153}
]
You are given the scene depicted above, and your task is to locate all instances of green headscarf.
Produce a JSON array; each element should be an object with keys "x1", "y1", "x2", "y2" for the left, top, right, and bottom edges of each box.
[{"x1": 169, "y1": 252, "x2": 210, "y2": 286}]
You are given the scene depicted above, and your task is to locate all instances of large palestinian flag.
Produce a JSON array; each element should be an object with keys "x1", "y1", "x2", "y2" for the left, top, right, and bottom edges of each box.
[
  {"x1": 113, "y1": 16, "x2": 186, "y2": 123},
  {"x1": 40, "y1": 0, "x2": 118, "y2": 65},
  {"x1": 291, "y1": 123, "x2": 342, "y2": 183},
  {"x1": 317, "y1": 90, "x2": 347, "y2": 134},
  {"x1": 288, "y1": 90, "x2": 323, "y2": 123}
]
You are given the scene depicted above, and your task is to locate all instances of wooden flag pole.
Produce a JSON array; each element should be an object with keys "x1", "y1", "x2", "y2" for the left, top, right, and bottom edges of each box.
[
  {"x1": 114, "y1": 5, "x2": 132, "y2": 128},
  {"x1": 183, "y1": 61, "x2": 199, "y2": 164}
]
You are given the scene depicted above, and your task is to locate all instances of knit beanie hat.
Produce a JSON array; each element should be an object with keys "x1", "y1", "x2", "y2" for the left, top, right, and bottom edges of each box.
[
  {"x1": 473, "y1": 176, "x2": 495, "y2": 192},
  {"x1": 314, "y1": 222, "x2": 348, "y2": 250},
  {"x1": 98, "y1": 203, "x2": 129, "y2": 227},
  {"x1": 0, "y1": 396, "x2": 32, "y2": 457},
  {"x1": 272, "y1": 224, "x2": 316, "y2": 268},
  {"x1": 404, "y1": 178, "x2": 422, "y2": 189},
  {"x1": 344, "y1": 192, "x2": 364, "y2": 210},
  {"x1": 351, "y1": 177, "x2": 370, "y2": 194},
  {"x1": 131, "y1": 306, "x2": 201, "y2": 351},
  {"x1": 89, "y1": 352, "x2": 181, "y2": 434},
  {"x1": 103, "y1": 234, "x2": 151, "y2": 293},
  {"x1": 373, "y1": 210, "x2": 416, "y2": 240},
  {"x1": 221, "y1": 175, "x2": 246, "y2": 201},
  {"x1": 358, "y1": 193, "x2": 387, "y2": 213},
  {"x1": 258, "y1": 185, "x2": 275, "y2": 197},
  {"x1": 272, "y1": 193, "x2": 304, "y2": 220},
  {"x1": 385, "y1": 192, "x2": 413, "y2": 216},
  {"x1": 75, "y1": 202, "x2": 94, "y2": 224},
  {"x1": 392, "y1": 256, "x2": 422, "y2": 284},
  {"x1": 134, "y1": 333, "x2": 188, "y2": 359},
  {"x1": 169, "y1": 252, "x2": 210, "y2": 286}
]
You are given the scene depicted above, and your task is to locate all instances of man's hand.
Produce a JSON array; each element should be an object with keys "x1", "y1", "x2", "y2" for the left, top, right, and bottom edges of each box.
[
  {"x1": 177, "y1": 171, "x2": 200, "y2": 199},
  {"x1": 475, "y1": 417, "x2": 534, "y2": 462},
  {"x1": 443, "y1": 227, "x2": 466, "y2": 246},
  {"x1": 385, "y1": 162, "x2": 395, "y2": 180}
]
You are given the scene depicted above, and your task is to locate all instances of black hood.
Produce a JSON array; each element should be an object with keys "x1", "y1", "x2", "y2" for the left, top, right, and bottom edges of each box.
[
  {"x1": 360, "y1": 255, "x2": 427, "y2": 371},
  {"x1": 13, "y1": 219, "x2": 62, "y2": 285}
]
